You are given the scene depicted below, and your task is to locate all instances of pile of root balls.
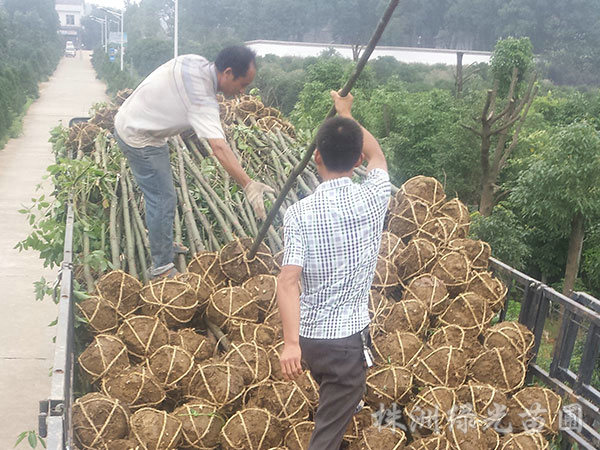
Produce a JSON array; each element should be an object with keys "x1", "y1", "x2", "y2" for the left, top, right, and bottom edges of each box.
[{"x1": 72, "y1": 174, "x2": 563, "y2": 449}]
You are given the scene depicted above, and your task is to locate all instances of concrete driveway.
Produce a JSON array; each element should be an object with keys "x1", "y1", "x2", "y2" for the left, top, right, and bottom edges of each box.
[{"x1": 0, "y1": 51, "x2": 107, "y2": 447}]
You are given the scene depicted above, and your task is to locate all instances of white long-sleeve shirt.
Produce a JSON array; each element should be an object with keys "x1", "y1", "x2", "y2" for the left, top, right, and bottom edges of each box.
[{"x1": 114, "y1": 54, "x2": 225, "y2": 148}]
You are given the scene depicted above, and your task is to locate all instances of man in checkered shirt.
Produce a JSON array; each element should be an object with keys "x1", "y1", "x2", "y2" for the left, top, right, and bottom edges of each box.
[{"x1": 277, "y1": 90, "x2": 390, "y2": 449}]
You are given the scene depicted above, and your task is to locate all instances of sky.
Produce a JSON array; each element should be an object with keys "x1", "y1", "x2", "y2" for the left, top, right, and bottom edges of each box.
[{"x1": 88, "y1": 0, "x2": 130, "y2": 10}]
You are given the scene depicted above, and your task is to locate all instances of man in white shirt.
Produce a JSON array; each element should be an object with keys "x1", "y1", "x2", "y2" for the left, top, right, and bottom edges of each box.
[
  {"x1": 277, "y1": 91, "x2": 390, "y2": 449},
  {"x1": 114, "y1": 46, "x2": 274, "y2": 278}
]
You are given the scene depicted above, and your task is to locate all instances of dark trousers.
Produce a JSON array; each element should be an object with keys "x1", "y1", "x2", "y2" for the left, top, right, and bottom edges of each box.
[{"x1": 300, "y1": 329, "x2": 367, "y2": 450}]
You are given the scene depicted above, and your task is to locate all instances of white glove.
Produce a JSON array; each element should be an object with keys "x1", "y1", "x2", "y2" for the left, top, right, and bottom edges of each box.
[{"x1": 244, "y1": 181, "x2": 276, "y2": 221}]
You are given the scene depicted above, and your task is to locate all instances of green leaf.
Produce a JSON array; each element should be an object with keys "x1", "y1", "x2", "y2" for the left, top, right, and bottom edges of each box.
[
  {"x1": 28, "y1": 432, "x2": 36, "y2": 448},
  {"x1": 14, "y1": 432, "x2": 27, "y2": 447}
]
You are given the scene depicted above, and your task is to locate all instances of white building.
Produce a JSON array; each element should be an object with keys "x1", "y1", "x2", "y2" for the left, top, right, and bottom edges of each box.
[
  {"x1": 246, "y1": 40, "x2": 491, "y2": 66},
  {"x1": 55, "y1": 0, "x2": 85, "y2": 46}
]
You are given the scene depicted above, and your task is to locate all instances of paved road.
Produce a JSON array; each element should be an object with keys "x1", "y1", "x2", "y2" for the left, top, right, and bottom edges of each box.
[{"x1": 0, "y1": 51, "x2": 107, "y2": 447}]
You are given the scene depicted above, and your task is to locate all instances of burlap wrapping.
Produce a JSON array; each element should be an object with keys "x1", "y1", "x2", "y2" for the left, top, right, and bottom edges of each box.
[
  {"x1": 140, "y1": 279, "x2": 198, "y2": 328},
  {"x1": 90, "y1": 105, "x2": 117, "y2": 130},
  {"x1": 187, "y1": 252, "x2": 228, "y2": 291},
  {"x1": 414, "y1": 346, "x2": 468, "y2": 388},
  {"x1": 78, "y1": 334, "x2": 130, "y2": 383},
  {"x1": 436, "y1": 198, "x2": 470, "y2": 237},
  {"x1": 223, "y1": 341, "x2": 271, "y2": 384},
  {"x1": 218, "y1": 237, "x2": 275, "y2": 284},
  {"x1": 229, "y1": 321, "x2": 279, "y2": 348},
  {"x1": 130, "y1": 407, "x2": 182, "y2": 449},
  {"x1": 470, "y1": 348, "x2": 526, "y2": 393},
  {"x1": 447, "y1": 238, "x2": 491, "y2": 271},
  {"x1": 244, "y1": 381, "x2": 310, "y2": 425},
  {"x1": 505, "y1": 387, "x2": 562, "y2": 435},
  {"x1": 428, "y1": 325, "x2": 484, "y2": 360},
  {"x1": 388, "y1": 199, "x2": 432, "y2": 242},
  {"x1": 267, "y1": 341, "x2": 285, "y2": 381},
  {"x1": 242, "y1": 274, "x2": 278, "y2": 320},
  {"x1": 95, "y1": 270, "x2": 142, "y2": 318},
  {"x1": 283, "y1": 420, "x2": 314, "y2": 450},
  {"x1": 73, "y1": 393, "x2": 130, "y2": 449},
  {"x1": 395, "y1": 238, "x2": 437, "y2": 281},
  {"x1": 105, "y1": 438, "x2": 138, "y2": 449},
  {"x1": 349, "y1": 426, "x2": 407, "y2": 450},
  {"x1": 294, "y1": 370, "x2": 320, "y2": 411},
  {"x1": 368, "y1": 290, "x2": 393, "y2": 336},
  {"x1": 399, "y1": 175, "x2": 446, "y2": 209},
  {"x1": 172, "y1": 403, "x2": 225, "y2": 449},
  {"x1": 170, "y1": 328, "x2": 215, "y2": 362},
  {"x1": 438, "y1": 292, "x2": 494, "y2": 336},
  {"x1": 186, "y1": 362, "x2": 246, "y2": 409},
  {"x1": 467, "y1": 271, "x2": 508, "y2": 313},
  {"x1": 117, "y1": 315, "x2": 170, "y2": 359},
  {"x1": 444, "y1": 414, "x2": 500, "y2": 450},
  {"x1": 147, "y1": 345, "x2": 194, "y2": 387},
  {"x1": 101, "y1": 365, "x2": 166, "y2": 410},
  {"x1": 406, "y1": 386, "x2": 456, "y2": 435},
  {"x1": 431, "y1": 251, "x2": 471, "y2": 296},
  {"x1": 407, "y1": 435, "x2": 452, "y2": 450},
  {"x1": 344, "y1": 407, "x2": 375, "y2": 443},
  {"x1": 175, "y1": 271, "x2": 212, "y2": 310},
  {"x1": 379, "y1": 231, "x2": 406, "y2": 260},
  {"x1": 383, "y1": 298, "x2": 429, "y2": 336},
  {"x1": 206, "y1": 286, "x2": 258, "y2": 329},
  {"x1": 372, "y1": 331, "x2": 424, "y2": 366},
  {"x1": 67, "y1": 122, "x2": 103, "y2": 153},
  {"x1": 372, "y1": 257, "x2": 401, "y2": 293},
  {"x1": 77, "y1": 295, "x2": 118, "y2": 334},
  {"x1": 455, "y1": 381, "x2": 508, "y2": 420},
  {"x1": 402, "y1": 274, "x2": 450, "y2": 316},
  {"x1": 220, "y1": 408, "x2": 284, "y2": 450},
  {"x1": 417, "y1": 216, "x2": 461, "y2": 246},
  {"x1": 500, "y1": 431, "x2": 549, "y2": 449},
  {"x1": 484, "y1": 321, "x2": 534, "y2": 364},
  {"x1": 365, "y1": 365, "x2": 413, "y2": 407}
]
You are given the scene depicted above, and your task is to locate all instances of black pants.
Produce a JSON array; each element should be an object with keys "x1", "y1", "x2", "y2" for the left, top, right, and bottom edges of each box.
[{"x1": 300, "y1": 329, "x2": 367, "y2": 450}]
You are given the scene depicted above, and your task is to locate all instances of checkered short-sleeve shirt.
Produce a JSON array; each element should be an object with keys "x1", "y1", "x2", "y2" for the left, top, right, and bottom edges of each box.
[{"x1": 282, "y1": 168, "x2": 391, "y2": 339}]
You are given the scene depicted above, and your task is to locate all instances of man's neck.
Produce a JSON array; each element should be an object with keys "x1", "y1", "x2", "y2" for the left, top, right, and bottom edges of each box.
[{"x1": 320, "y1": 169, "x2": 354, "y2": 182}]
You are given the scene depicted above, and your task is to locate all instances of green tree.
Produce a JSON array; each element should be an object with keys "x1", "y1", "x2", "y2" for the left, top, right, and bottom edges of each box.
[
  {"x1": 490, "y1": 36, "x2": 534, "y2": 96},
  {"x1": 510, "y1": 122, "x2": 600, "y2": 296}
]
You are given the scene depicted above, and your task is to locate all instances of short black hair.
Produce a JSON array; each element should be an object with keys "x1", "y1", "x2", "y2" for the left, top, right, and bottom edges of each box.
[
  {"x1": 316, "y1": 117, "x2": 363, "y2": 172},
  {"x1": 215, "y1": 46, "x2": 256, "y2": 79}
]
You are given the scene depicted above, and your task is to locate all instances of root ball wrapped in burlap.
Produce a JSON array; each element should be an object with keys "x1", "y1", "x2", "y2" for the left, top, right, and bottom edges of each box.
[
  {"x1": 365, "y1": 365, "x2": 413, "y2": 407},
  {"x1": 223, "y1": 341, "x2": 271, "y2": 384},
  {"x1": 371, "y1": 257, "x2": 401, "y2": 293},
  {"x1": 500, "y1": 431, "x2": 549, "y2": 449},
  {"x1": 206, "y1": 286, "x2": 258, "y2": 330},
  {"x1": 455, "y1": 381, "x2": 508, "y2": 420},
  {"x1": 470, "y1": 348, "x2": 526, "y2": 393},
  {"x1": 106, "y1": 438, "x2": 138, "y2": 449},
  {"x1": 402, "y1": 274, "x2": 450, "y2": 316},
  {"x1": 428, "y1": 325, "x2": 484, "y2": 360},
  {"x1": 101, "y1": 365, "x2": 165, "y2": 410},
  {"x1": 284, "y1": 421, "x2": 314, "y2": 450},
  {"x1": 344, "y1": 407, "x2": 375, "y2": 443},
  {"x1": 484, "y1": 321, "x2": 534, "y2": 363},
  {"x1": 78, "y1": 334, "x2": 130, "y2": 383},
  {"x1": 220, "y1": 408, "x2": 283, "y2": 450},
  {"x1": 372, "y1": 331, "x2": 424, "y2": 366},
  {"x1": 67, "y1": 122, "x2": 103, "y2": 154},
  {"x1": 294, "y1": 370, "x2": 320, "y2": 411},
  {"x1": 414, "y1": 346, "x2": 468, "y2": 388},
  {"x1": 447, "y1": 238, "x2": 490, "y2": 271},
  {"x1": 175, "y1": 271, "x2": 212, "y2": 309},
  {"x1": 186, "y1": 362, "x2": 246, "y2": 408},
  {"x1": 388, "y1": 199, "x2": 432, "y2": 241},
  {"x1": 467, "y1": 271, "x2": 508, "y2": 312},
  {"x1": 368, "y1": 290, "x2": 393, "y2": 336},
  {"x1": 117, "y1": 315, "x2": 170, "y2": 359},
  {"x1": 383, "y1": 298, "x2": 429, "y2": 336},
  {"x1": 90, "y1": 105, "x2": 117, "y2": 130},
  {"x1": 245, "y1": 381, "x2": 310, "y2": 425},
  {"x1": 169, "y1": 327, "x2": 215, "y2": 362},
  {"x1": 395, "y1": 238, "x2": 437, "y2": 281},
  {"x1": 187, "y1": 252, "x2": 228, "y2": 291},
  {"x1": 505, "y1": 387, "x2": 562, "y2": 435},
  {"x1": 219, "y1": 237, "x2": 275, "y2": 283},
  {"x1": 147, "y1": 345, "x2": 194, "y2": 387},
  {"x1": 407, "y1": 435, "x2": 452, "y2": 450},
  {"x1": 229, "y1": 321, "x2": 279, "y2": 347},
  {"x1": 141, "y1": 279, "x2": 198, "y2": 328},
  {"x1": 436, "y1": 198, "x2": 469, "y2": 237},
  {"x1": 243, "y1": 274, "x2": 277, "y2": 320},
  {"x1": 73, "y1": 393, "x2": 130, "y2": 449},
  {"x1": 131, "y1": 407, "x2": 182, "y2": 449},
  {"x1": 406, "y1": 387, "x2": 456, "y2": 435},
  {"x1": 115, "y1": 88, "x2": 133, "y2": 105},
  {"x1": 438, "y1": 292, "x2": 494, "y2": 336},
  {"x1": 173, "y1": 403, "x2": 225, "y2": 449},
  {"x1": 95, "y1": 270, "x2": 142, "y2": 318},
  {"x1": 349, "y1": 426, "x2": 407, "y2": 450},
  {"x1": 379, "y1": 231, "x2": 406, "y2": 260},
  {"x1": 417, "y1": 216, "x2": 461, "y2": 246},
  {"x1": 444, "y1": 414, "x2": 500, "y2": 450},
  {"x1": 431, "y1": 252, "x2": 471, "y2": 296},
  {"x1": 77, "y1": 295, "x2": 118, "y2": 334},
  {"x1": 399, "y1": 175, "x2": 446, "y2": 208}
]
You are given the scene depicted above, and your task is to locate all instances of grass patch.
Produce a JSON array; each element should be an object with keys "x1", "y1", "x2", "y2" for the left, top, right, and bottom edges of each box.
[{"x1": 0, "y1": 97, "x2": 35, "y2": 150}]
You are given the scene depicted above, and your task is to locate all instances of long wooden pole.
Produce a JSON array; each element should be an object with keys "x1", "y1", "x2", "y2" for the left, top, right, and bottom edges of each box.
[{"x1": 248, "y1": 0, "x2": 400, "y2": 258}]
